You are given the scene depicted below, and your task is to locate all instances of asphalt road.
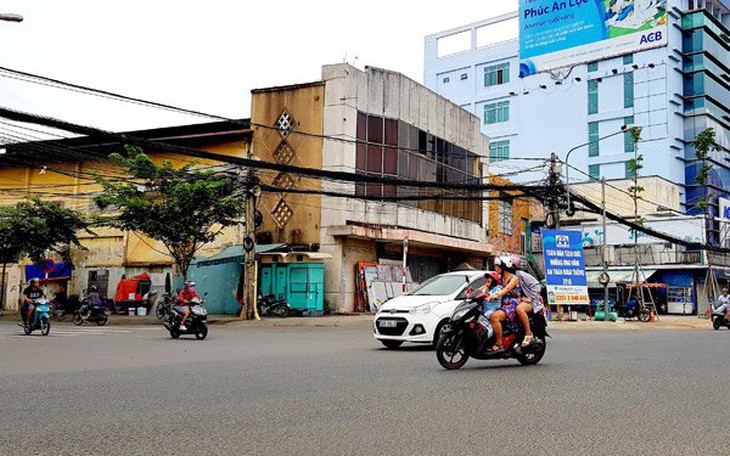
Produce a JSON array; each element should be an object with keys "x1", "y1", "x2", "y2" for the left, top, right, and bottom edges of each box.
[{"x1": 0, "y1": 321, "x2": 728, "y2": 456}]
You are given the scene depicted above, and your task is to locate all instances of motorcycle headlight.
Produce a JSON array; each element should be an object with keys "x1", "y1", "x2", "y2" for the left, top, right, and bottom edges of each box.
[
  {"x1": 452, "y1": 308, "x2": 470, "y2": 321},
  {"x1": 410, "y1": 302, "x2": 436, "y2": 315}
]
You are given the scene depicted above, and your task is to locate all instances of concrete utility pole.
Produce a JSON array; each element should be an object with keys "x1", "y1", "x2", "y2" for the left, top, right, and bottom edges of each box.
[
  {"x1": 547, "y1": 152, "x2": 562, "y2": 229},
  {"x1": 242, "y1": 165, "x2": 260, "y2": 321}
]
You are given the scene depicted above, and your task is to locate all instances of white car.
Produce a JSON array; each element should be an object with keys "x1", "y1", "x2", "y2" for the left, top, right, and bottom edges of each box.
[{"x1": 373, "y1": 271, "x2": 489, "y2": 349}]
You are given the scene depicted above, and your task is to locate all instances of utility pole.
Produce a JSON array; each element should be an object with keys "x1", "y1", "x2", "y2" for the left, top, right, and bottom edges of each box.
[
  {"x1": 242, "y1": 163, "x2": 260, "y2": 321},
  {"x1": 402, "y1": 234, "x2": 408, "y2": 294},
  {"x1": 601, "y1": 178, "x2": 610, "y2": 321},
  {"x1": 547, "y1": 152, "x2": 562, "y2": 229}
]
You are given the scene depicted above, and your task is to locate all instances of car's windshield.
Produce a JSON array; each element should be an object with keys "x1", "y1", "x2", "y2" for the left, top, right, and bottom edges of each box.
[{"x1": 410, "y1": 275, "x2": 470, "y2": 297}]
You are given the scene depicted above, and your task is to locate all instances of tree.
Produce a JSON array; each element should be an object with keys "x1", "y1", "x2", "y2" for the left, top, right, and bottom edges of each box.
[
  {"x1": 691, "y1": 128, "x2": 719, "y2": 213},
  {"x1": 94, "y1": 146, "x2": 246, "y2": 280},
  {"x1": 0, "y1": 199, "x2": 88, "y2": 310}
]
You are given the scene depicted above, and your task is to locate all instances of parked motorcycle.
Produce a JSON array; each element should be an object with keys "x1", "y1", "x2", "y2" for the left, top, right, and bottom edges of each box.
[
  {"x1": 711, "y1": 302, "x2": 730, "y2": 331},
  {"x1": 257, "y1": 294, "x2": 290, "y2": 318},
  {"x1": 73, "y1": 295, "x2": 109, "y2": 326},
  {"x1": 22, "y1": 298, "x2": 52, "y2": 336},
  {"x1": 164, "y1": 296, "x2": 208, "y2": 340},
  {"x1": 155, "y1": 292, "x2": 176, "y2": 321},
  {"x1": 621, "y1": 299, "x2": 651, "y2": 322},
  {"x1": 436, "y1": 290, "x2": 548, "y2": 370}
]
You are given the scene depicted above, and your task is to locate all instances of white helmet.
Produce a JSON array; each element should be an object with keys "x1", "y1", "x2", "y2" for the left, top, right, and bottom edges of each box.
[{"x1": 495, "y1": 256, "x2": 514, "y2": 270}]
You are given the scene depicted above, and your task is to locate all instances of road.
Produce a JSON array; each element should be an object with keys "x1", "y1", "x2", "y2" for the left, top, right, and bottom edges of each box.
[{"x1": 0, "y1": 321, "x2": 727, "y2": 456}]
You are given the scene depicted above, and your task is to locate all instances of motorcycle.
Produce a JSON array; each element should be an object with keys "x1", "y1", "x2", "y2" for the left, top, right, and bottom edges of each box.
[
  {"x1": 22, "y1": 298, "x2": 52, "y2": 336},
  {"x1": 164, "y1": 295, "x2": 208, "y2": 340},
  {"x1": 436, "y1": 290, "x2": 548, "y2": 370},
  {"x1": 155, "y1": 292, "x2": 176, "y2": 321},
  {"x1": 257, "y1": 294, "x2": 290, "y2": 318},
  {"x1": 620, "y1": 299, "x2": 651, "y2": 322},
  {"x1": 711, "y1": 302, "x2": 730, "y2": 331},
  {"x1": 73, "y1": 294, "x2": 110, "y2": 326}
]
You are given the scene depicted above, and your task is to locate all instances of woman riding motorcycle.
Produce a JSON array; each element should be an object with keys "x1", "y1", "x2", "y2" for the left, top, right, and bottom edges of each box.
[
  {"x1": 486, "y1": 256, "x2": 542, "y2": 352},
  {"x1": 177, "y1": 281, "x2": 200, "y2": 331}
]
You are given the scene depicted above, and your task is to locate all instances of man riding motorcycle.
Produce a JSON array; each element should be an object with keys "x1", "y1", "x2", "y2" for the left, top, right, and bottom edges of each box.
[
  {"x1": 20, "y1": 278, "x2": 44, "y2": 328},
  {"x1": 486, "y1": 256, "x2": 543, "y2": 352},
  {"x1": 177, "y1": 281, "x2": 200, "y2": 331}
]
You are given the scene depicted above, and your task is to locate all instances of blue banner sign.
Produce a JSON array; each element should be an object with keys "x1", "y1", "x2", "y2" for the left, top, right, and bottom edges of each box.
[
  {"x1": 520, "y1": 0, "x2": 669, "y2": 76},
  {"x1": 541, "y1": 229, "x2": 589, "y2": 305}
]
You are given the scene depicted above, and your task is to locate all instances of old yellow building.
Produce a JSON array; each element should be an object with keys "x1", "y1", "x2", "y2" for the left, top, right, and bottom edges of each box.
[{"x1": 0, "y1": 121, "x2": 251, "y2": 309}]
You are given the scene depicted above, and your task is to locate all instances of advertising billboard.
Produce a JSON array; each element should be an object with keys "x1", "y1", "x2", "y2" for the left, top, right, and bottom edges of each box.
[
  {"x1": 542, "y1": 229, "x2": 590, "y2": 306},
  {"x1": 520, "y1": 0, "x2": 669, "y2": 76},
  {"x1": 721, "y1": 198, "x2": 730, "y2": 248}
]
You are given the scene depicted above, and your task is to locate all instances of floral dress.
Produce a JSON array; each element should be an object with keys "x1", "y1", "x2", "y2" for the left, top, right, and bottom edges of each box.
[{"x1": 499, "y1": 275, "x2": 522, "y2": 330}]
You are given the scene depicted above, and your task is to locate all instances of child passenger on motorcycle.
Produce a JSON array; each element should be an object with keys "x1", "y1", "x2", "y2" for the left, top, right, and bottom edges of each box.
[{"x1": 479, "y1": 272, "x2": 503, "y2": 317}]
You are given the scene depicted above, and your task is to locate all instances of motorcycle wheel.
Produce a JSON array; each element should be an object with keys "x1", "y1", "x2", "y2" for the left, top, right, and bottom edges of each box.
[
  {"x1": 96, "y1": 314, "x2": 108, "y2": 326},
  {"x1": 436, "y1": 331, "x2": 469, "y2": 370},
  {"x1": 516, "y1": 337, "x2": 546, "y2": 366},
  {"x1": 23, "y1": 324, "x2": 32, "y2": 335},
  {"x1": 195, "y1": 323, "x2": 208, "y2": 340},
  {"x1": 271, "y1": 304, "x2": 289, "y2": 318},
  {"x1": 638, "y1": 309, "x2": 651, "y2": 322},
  {"x1": 72, "y1": 312, "x2": 84, "y2": 326},
  {"x1": 169, "y1": 329, "x2": 180, "y2": 339},
  {"x1": 40, "y1": 317, "x2": 51, "y2": 336},
  {"x1": 155, "y1": 304, "x2": 166, "y2": 321}
]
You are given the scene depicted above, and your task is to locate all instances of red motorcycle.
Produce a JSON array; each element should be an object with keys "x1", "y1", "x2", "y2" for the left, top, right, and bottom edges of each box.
[{"x1": 436, "y1": 289, "x2": 549, "y2": 370}]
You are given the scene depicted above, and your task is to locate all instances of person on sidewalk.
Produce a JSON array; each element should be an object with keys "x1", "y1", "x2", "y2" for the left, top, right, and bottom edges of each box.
[
  {"x1": 20, "y1": 278, "x2": 44, "y2": 328},
  {"x1": 176, "y1": 281, "x2": 200, "y2": 331}
]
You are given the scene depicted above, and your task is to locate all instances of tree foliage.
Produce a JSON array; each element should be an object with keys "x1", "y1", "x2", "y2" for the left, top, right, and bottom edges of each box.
[
  {"x1": 0, "y1": 199, "x2": 88, "y2": 266},
  {"x1": 691, "y1": 128, "x2": 719, "y2": 213},
  {"x1": 94, "y1": 146, "x2": 246, "y2": 279}
]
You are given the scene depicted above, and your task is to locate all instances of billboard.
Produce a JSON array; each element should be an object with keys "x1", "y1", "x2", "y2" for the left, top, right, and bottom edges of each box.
[
  {"x1": 519, "y1": 0, "x2": 669, "y2": 76},
  {"x1": 542, "y1": 229, "x2": 590, "y2": 306}
]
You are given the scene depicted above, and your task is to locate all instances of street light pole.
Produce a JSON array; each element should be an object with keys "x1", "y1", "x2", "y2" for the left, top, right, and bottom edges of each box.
[
  {"x1": 564, "y1": 126, "x2": 631, "y2": 217},
  {"x1": 0, "y1": 13, "x2": 23, "y2": 22}
]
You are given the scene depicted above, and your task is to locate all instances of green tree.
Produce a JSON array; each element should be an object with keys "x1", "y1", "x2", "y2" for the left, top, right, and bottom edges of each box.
[
  {"x1": 691, "y1": 127, "x2": 719, "y2": 213},
  {"x1": 0, "y1": 199, "x2": 88, "y2": 309},
  {"x1": 94, "y1": 146, "x2": 246, "y2": 280}
]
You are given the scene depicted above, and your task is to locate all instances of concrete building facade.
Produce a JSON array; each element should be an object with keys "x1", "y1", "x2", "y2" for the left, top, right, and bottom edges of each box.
[{"x1": 424, "y1": 0, "x2": 730, "y2": 242}]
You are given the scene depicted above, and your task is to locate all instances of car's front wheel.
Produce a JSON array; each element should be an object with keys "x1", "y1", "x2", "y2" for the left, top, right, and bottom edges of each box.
[
  {"x1": 380, "y1": 340, "x2": 403, "y2": 349},
  {"x1": 433, "y1": 320, "x2": 452, "y2": 346}
]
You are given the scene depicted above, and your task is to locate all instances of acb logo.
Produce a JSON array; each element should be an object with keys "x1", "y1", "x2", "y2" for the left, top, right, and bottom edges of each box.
[{"x1": 640, "y1": 31, "x2": 663, "y2": 45}]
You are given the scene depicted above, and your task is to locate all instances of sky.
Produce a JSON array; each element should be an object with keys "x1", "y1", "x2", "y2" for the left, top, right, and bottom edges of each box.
[{"x1": 0, "y1": 0, "x2": 517, "y2": 132}]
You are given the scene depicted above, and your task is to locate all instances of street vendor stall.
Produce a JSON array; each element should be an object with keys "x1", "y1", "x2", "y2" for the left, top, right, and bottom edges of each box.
[{"x1": 114, "y1": 273, "x2": 152, "y2": 314}]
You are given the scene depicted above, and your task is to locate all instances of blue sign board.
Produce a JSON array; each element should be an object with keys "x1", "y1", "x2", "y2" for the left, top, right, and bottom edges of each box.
[
  {"x1": 541, "y1": 229, "x2": 589, "y2": 305},
  {"x1": 519, "y1": 0, "x2": 669, "y2": 76}
]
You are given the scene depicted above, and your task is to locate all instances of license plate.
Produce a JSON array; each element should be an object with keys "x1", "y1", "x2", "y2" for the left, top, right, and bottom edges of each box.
[{"x1": 379, "y1": 320, "x2": 397, "y2": 328}]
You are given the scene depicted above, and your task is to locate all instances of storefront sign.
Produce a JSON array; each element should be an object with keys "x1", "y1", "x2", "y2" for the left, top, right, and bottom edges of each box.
[
  {"x1": 519, "y1": 0, "x2": 669, "y2": 76},
  {"x1": 542, "y1": 229, "x2": 589, "y2": 305}
]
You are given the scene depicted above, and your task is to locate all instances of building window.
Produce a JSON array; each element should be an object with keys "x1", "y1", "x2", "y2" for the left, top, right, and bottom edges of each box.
[
  {"x1": 498, "y1": 199, "x2": 513, "y2": 235},
  {"x1": 489, "y1": 140, "x2": 510, "y2": 162},
  {"x1": 484, "y1": 62, "x2": 510, "y2": 87},
  {"x1": 588, "y1": 62, "x2": 598, "y2": 72},
  {"x1": 589, "y1": 164, "x2": 600, "y2": 180},
  {"x1": 625, "y1": 161, "x2": 636, "y2": 179},
  {"x1": 623, "y1": 54, "x2": 634, "y2": 65},
  {"x1": 588, "y1": 122, "x2": 599, "y2": 157},
  {"x1": 624, "y1": 116, "x2": 635, "y2": 153},
  {"x1": 484, "y1": 101, "x2": 510, "y2": 124},
  {"x1": 588, "y1": 80, "x2": 599, "y2": 114},
  {"x1": 624, "y1": 72, "x2": 634, "y2": 109}
]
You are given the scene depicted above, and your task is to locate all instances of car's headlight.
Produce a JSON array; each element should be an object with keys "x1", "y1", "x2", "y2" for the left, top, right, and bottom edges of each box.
[{"x1": 410, "y1": 302, "x2": 436, "y2": 315}]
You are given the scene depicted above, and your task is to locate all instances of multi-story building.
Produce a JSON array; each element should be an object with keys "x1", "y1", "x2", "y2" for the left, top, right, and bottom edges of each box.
[{"x1": 425, "y1": 0, "x2": 729, "y2": 238}]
